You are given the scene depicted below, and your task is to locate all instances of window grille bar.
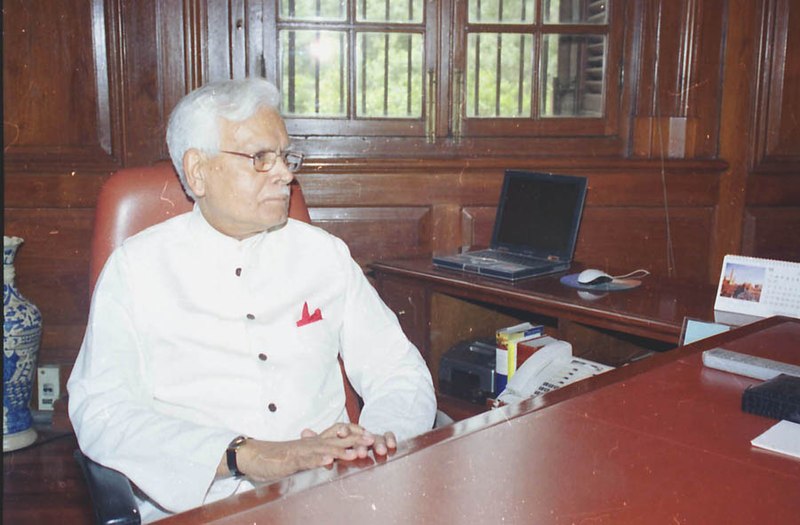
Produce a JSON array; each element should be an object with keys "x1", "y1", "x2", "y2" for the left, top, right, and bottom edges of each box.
[
  {"x1": 315, "y1": 30, "x2": 321, "y2": 113},
  {"x1": 360, "y1": 35, "x2": 367, "y2": 115},
  {"x1": 313, "y1": 3, "x2": 322, "y2": 114},
  {"x1": 384, "y1": 34, "x2": 390, "y2": 116},
  {"x1": 406, "y1": 34, "x2": 413, "y2": 115},
  {"x1": 473, "y1": 33, "x2": 481, "y2": 116},
  {"x1": 287, "y1": 38, "x2": 296, "y2": 113},
  {"x1": 494, "y1": 0, "x2": 506, "y2": 116},
  {"x1": 382, "y1": 1, "x2": 391, "y2": 115},
  {"x1": 494, "y1": 33, "x2": 502, "y2": 116},
  {"x1": 407, "y1": 0, "x2": 414, "y2": 115},
  {"x1": 339, "y1": 32, "x2": 346, "y2": 114},
  {"x1": 517, "y1": 0, "x2": 528, "y2": 114},
  {"x1": 361, "y1": 0, "x2": 368, "y2": 115}
]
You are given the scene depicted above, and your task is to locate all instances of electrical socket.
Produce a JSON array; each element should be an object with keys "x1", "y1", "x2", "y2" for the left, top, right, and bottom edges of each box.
[{"x1": 37, "y1": 365, "x2": 60, "y2": 411}]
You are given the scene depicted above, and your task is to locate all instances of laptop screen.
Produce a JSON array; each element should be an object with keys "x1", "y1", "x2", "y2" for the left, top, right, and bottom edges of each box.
[{"x1": 491, "y1": 170, "x2": 588, "y2": 261}]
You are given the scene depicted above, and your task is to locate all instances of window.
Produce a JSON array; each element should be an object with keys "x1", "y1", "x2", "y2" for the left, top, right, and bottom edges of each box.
[
  {"x1": 267, "y1": 0, "x2": 437, "y2": 139},
  {"x1": 453, "y1": 0, "x2": 619, "y2": 139},
  {"x1": 260, "y1": 0, "x2": 624, "y2": 155}
]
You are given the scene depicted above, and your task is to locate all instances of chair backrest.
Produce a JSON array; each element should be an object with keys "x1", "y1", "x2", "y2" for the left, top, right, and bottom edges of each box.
[{"x1": 90, "y1": 162, "x2": 361, "y2": 421}]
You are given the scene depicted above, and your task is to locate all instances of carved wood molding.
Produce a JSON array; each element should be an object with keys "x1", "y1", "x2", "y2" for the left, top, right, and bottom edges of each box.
[
  {"x1": 752, "y1": 0, "x2": 800, "y2": 173},
  {"x1": 301, "y1": 156, "x2": 728, "y2": 174},
  {"x1": 3, "y1": 0, "x2": 124, "y2": 169}
]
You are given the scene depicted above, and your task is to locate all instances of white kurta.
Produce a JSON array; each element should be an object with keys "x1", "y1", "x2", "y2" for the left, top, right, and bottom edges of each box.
[{"x1": 68, "y1": 206, "x2": 436, "y2": 519}]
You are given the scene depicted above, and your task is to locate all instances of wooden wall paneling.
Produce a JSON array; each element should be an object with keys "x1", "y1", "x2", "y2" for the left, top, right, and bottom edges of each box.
[
  {"x1": 460, "y1": 206, "x2": 496, "y2": 249},
  {"x1": 229, "y1": 0, "x2": 249, "y2": 79},
  {"x1": 297, "y1": 168, "x2": 504, "y2": 207},
  {"x1": 743, "y1": 0, "x2": 800, "y2": 262},
  {"x1": 753, "y1": 0, "x2": 800, "y2": 169},
  {"x1": 3, "y1": 209, "x2": 94, "y2": 364},
  {"x1": 309, "y1": 207, "x2": 432, "y2": 268},
  {"x1": 742, "y1": 207, "x2": 800, "y2": 262},
  {"x1": 118, "y1": 0, "x2": 188, "y2": 166},
  {"x1": 631, "y1": 0, "x2": 725, "y2": 159},
  {"x1": 574, "y1": 206, "x2": 715, "y2": 282},
  {"x1": 461, "y1": 203, "x2": 716, "y2": 283},
  {"x1": 712, "y1": 0, "x2": 759, "y2": 279},
  {"x1": 3, "y1": 173, "x2": 110, "y2": 209},
  {"x1": 2, "y1": 0, "x2": 120, "y2": 169},
  {"x1": 205, "y1": 0, "x2": 233, "y2": 81},
  {"x1": 374, "y1": 277, "x2": 430, "y2": 361},
  {"x1": 430, "y1": 203, "x2": 463, "y2": 256}
]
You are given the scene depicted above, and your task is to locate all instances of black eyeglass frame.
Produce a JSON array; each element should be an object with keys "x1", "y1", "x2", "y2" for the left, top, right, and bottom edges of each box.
[{"x1": 220, "y1": 149, "x2": 304, "y2": 173}]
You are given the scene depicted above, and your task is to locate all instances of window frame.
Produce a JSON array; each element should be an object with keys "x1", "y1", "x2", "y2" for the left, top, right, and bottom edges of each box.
[
  {"x1": 450, "y1": 0, "x2": 622, "y2": 138},
  {"x1": 256, "y1": 0, "x2": 630, "y2": 157},
  {"x1": 261, "y1": 0, "x2": 440, "y2": 139}
]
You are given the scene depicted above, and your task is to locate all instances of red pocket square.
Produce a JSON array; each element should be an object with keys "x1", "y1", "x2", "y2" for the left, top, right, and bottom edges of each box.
[{"x1": 296, "y1": 301, "x2": 323, "y2": 327}]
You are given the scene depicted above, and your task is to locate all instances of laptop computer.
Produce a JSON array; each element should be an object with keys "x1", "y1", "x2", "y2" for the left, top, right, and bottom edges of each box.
[{"x1": 432, "y1": 170, "x2": 588, "y2": 281}]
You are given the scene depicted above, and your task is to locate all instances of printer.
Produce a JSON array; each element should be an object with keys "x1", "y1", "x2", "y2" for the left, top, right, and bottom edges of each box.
[{"x1": 438, "y1": 338, "x2": 496, "y2": 404}]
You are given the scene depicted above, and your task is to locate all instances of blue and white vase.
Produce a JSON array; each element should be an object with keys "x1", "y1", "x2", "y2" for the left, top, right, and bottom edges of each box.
[{"x1": 3, "y1": 236, "x2": 41, "y2": 452}]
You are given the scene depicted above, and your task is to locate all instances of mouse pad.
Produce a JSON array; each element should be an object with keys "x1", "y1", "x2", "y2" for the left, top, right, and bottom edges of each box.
[{"x1": 560, "y1": 273, "x2": 642, "y2": 291}]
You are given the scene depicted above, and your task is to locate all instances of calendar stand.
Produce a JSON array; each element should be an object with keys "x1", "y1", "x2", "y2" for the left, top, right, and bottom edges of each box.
[{"x1": 713, "y1": 255, "x2": 800, "y2": 323}]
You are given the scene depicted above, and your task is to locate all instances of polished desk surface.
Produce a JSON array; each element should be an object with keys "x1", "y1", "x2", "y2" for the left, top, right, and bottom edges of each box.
[
  {"x1": 371, "y1": 257, "x2": 717, "y2": 344},
  {"x1": 5, "y1": 318, "x2": 798, "y2": 524},
  {"x1": 162, "y1": 316, "x2": 800, "y2": 524}
]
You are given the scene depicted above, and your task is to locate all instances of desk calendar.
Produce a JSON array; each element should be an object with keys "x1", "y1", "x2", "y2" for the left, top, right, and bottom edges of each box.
[{"x1": 714, "y1": 255, "x2": 800, "y2": 321}]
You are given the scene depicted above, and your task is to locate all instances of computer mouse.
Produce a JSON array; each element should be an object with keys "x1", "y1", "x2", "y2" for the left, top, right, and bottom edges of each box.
[{"x1": 577, "y1": 268, "x2": 614, "y2": 285}]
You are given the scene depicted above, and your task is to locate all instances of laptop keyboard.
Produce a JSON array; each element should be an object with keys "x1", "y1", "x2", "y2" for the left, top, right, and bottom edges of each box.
[{"x1": 490, "y1": 252, "x2": 548, "y2": 267}]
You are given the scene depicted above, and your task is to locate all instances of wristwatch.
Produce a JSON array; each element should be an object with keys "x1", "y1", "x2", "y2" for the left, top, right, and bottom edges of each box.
[{"x1": 226, "y1": 435, "x2": 249, "y2": 478}]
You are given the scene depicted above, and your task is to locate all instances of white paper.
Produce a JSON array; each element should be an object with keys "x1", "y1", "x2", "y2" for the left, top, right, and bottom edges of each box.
[{"x1": 751, "y1": 420, "x2": 800, "y2": 460}]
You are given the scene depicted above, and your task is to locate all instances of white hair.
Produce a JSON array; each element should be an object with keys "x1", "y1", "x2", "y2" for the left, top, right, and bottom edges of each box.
[{"x1": 166, "y1": 78, "x2": 281, "y2": 199}]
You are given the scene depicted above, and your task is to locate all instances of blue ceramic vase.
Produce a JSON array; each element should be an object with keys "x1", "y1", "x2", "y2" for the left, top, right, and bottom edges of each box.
[{"x1": 3, "y1": 236, "x2": 41, "y2": 452}]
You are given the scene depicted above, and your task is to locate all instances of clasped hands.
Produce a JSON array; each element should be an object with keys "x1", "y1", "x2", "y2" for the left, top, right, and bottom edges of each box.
[{"x1": 222, "y1": 423, "x2": 396, "y2": 483}]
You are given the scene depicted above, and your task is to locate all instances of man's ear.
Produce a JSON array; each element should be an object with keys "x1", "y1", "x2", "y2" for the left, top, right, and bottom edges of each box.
[{"x1": 183, "y1": 148, "x2": 207, "y2": 198}]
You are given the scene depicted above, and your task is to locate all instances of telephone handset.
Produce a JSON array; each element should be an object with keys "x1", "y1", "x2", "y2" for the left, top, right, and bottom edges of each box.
[
  {"x1": 496, "y1": 340, "x2": 613, "y2": 404},
  {"x1": 497, "y1": 341, "x2": 572, "y2": 405}
]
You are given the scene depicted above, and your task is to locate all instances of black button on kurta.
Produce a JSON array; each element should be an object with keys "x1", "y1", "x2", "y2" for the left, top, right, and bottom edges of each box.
[
  {"x1": 267, "y1": 403, "x2": 277, "y2": 412},
  {"x1": 235, "y1": 268, "x2": 242, "y2": 276},
  {"x1": 258, "y1": 353, "x2": 267, "y2": 361},
  {"x1": 246, "y1": 313, "x2": 255, "y2": 320}
]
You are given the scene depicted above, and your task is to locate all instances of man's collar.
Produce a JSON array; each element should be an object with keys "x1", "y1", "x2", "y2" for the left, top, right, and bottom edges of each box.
[{"x1": 188, "y1": 204, "x2": 271, "y2": 249}]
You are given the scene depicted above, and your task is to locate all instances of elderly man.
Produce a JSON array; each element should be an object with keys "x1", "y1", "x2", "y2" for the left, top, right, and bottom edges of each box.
[{"x1": 68, "y1": 78, "x2": 436, "y2": 522}]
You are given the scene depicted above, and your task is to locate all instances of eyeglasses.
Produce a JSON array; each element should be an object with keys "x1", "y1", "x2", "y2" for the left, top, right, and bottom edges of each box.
[{"x1": 220, "y1": 149, "x2": 304, "y2": 173}]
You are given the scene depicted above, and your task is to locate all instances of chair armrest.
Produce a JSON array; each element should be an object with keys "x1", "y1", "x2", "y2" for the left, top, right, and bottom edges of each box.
[{"x1": 73, "y1": 449, "x2": 141, "y2": 525}]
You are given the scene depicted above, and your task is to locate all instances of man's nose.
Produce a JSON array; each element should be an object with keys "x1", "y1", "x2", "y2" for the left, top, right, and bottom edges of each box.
[{"x1": 269, "y1": 159, "x2": 294, "y2": 185}]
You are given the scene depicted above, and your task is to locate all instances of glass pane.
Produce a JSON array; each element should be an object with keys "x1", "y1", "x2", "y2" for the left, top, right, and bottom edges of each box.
[
  {"x1": 356, "y1": 32, "x2": 424, "y2": 118},
  {"x1": 465, "y1": 33, "x2": 532, "y2": 118},
  {"x1": 540, "y1": 34, "x2": 605, "y2": 117},
  {"x1": 357, "y1": 0, "x2": 424, "y2": 23},
  {"x1": 468, "y1": 0, "x2": 535, "y2": 24},
  {"x1": 280, "y1": 0, "x2": 346, "y2": 21},
  {"x1": 543, "y1": 0, "x2": 608, "y2": 24},
  {"x1": 280, "y1": 30, "x2": 348, "y2": 116}
]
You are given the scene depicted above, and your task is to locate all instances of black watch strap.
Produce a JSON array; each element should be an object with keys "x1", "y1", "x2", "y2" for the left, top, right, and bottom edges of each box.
[{"x1": 226, "y1": 435, "x2": 248, "y2": 478}]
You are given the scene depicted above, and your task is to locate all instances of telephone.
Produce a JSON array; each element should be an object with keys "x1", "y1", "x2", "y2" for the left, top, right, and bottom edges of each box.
[{"x1": 496, "y1": 340, "x2": 613, "y2": 405}]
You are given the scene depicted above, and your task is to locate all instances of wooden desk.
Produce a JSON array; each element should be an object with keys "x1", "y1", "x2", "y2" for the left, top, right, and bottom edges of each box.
[
  {"x1": 371, "y1": 257, "x2": 717, "y2": 386},
  {"x1": 4, "y1": 318, "x2": 799, "y2": 523}
]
